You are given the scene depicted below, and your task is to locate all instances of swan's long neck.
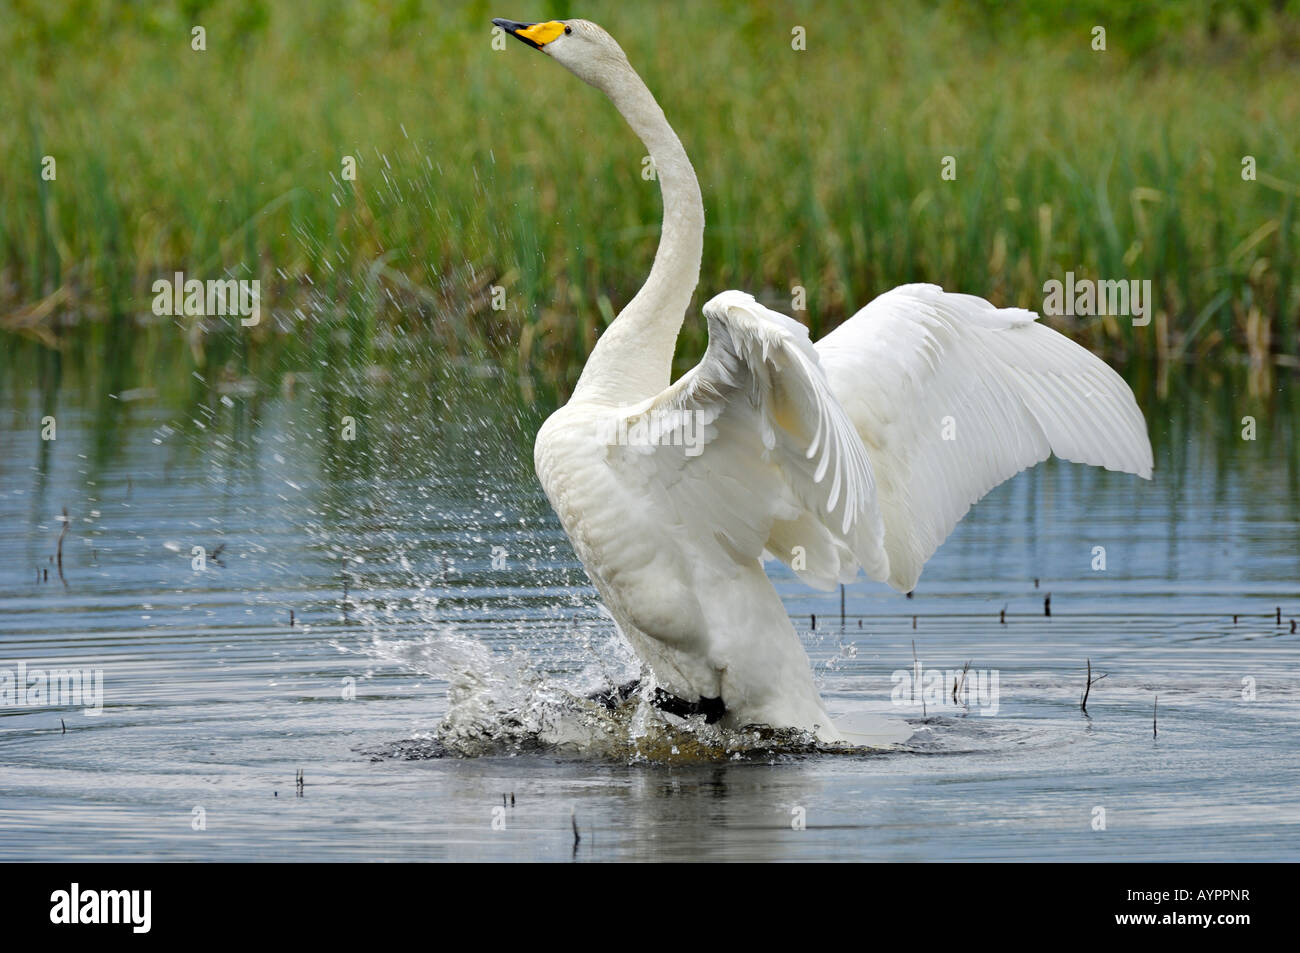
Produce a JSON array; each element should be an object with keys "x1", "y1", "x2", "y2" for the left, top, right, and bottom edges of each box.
[{"x1": 571, "y1": 64, "x2": 704, "y2": 405}]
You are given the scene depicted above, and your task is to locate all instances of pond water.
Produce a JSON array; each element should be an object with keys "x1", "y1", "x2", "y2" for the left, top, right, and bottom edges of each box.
[{"x1": 1, "y1": 359, "x2": 1298, "y2": 861}]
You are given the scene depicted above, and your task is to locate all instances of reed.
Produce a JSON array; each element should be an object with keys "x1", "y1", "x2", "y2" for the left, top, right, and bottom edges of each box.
[{"x1": 1, "y1": 0, "x2": 1296, "y2": 407}]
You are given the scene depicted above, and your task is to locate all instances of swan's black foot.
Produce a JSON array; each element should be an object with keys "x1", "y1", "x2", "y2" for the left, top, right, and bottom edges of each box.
[
  {"x1": 587, "y1": 679, "x2": 642, "y2": 710},
  {"x1": 652, "y1": 688, "x2": 726, "y2": 724},
  {"x1": 586, "y1": 678, "x2": 726, "y2": 724}
]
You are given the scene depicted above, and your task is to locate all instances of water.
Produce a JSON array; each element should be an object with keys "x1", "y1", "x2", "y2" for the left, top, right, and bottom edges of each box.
[{"x1": 2, "y1": 364, "x2": 1299, "y2": 861}]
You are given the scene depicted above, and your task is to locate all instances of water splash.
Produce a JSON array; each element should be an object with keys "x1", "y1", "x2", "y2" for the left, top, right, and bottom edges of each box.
[{"x1": 357, "y1": 614, "x2": 889, "y2": 763}]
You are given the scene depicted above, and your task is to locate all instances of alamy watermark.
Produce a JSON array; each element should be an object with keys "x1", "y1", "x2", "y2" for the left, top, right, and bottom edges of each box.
[
  {"x1": 596, "y1": 408, "x2": 705, "y2": 457},
  {"x1": 0, "y1": 661, "x2": 103, "y2": 715},
  {"x1": 891, "y1": 664, "x2": 1000, "y2": 716},
  {"x1": 50, "y1": 883, "x2": 150, "y2": 933},
  {"x1": 152, "y1": 271, "x2": 260, "y2": 326},
  {"x1": 1042, "y1": 271, "x2": 1152, "y2": 327}
]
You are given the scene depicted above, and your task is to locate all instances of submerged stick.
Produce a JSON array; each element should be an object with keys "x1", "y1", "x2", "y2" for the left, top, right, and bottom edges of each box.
[
  {"x1": 1080, "y1": 658, "x2": 1107, "y2": 713},
  {"x1": 571, "y1": 808, "x2": 581, "y2": 849},
  {"x1": 912, "y1": 639, "x2": 925, "y2": 717},
  {"x1": 1153, "y1": 696, "x2": 1158, "y2": 738},
  {"x1": 1044, "y1": 594, "x2": 1051, "y2": 617},
  {"x1": 56, "y1": 509, "x2": 68, "y2": 582},
  {"x1": 953, "y1": 659, "x2": 971, "y2": 706}
]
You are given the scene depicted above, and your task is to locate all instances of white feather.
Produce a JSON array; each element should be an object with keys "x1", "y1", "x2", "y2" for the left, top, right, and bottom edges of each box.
[{"x1": 817, "y1": 283, "x2": 1153, "y2": 593}]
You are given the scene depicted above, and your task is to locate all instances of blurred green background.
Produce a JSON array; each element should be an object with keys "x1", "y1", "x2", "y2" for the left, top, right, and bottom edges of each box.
[{"x1": 1, "y1": 0, "x2": 1297, "y2": 408}]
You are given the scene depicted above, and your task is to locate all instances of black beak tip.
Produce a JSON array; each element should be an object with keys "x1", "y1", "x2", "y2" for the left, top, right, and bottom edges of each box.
[{"x1": 492, "y1": 18, "x2": 542, "y2": 49}]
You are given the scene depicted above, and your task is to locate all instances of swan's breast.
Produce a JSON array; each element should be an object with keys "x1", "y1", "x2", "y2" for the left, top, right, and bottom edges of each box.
[{"x1": 533, "y1": 404, "x2": 708, "y2": 654}]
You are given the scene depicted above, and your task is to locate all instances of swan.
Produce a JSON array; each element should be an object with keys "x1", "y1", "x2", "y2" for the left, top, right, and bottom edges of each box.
[{"x1": 492, "y1": 18, "x2": 1153, "y2": 743}]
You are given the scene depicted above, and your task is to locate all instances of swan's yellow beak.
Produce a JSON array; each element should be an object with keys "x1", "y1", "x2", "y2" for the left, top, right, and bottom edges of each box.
[{"x1": 492, "y1": 18, "x2": 566, "y2": 50}]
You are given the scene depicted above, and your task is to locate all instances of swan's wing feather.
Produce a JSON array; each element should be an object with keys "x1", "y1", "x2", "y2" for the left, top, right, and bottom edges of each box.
[
  {"x1": 816, "y1": 283, "x2": 1153, "y2": 593},
  {"x1": 604, "y1": 290, "x2": 887, "y2": 589}
]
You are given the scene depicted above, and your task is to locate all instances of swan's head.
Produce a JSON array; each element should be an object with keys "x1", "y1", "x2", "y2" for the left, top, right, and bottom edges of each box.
[{"x1": 492, "y1": 18, "x2": 631, "y2": 90}]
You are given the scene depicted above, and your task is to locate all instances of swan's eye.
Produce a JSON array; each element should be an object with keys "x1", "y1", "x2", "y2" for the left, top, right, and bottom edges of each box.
[{"x1": 564, "y1": 25, "x2": 572, "y2": 35}]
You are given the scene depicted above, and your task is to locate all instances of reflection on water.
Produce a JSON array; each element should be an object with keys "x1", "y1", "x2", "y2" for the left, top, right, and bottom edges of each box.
[{"x1": 1, "y1": 347, "x2": 1298, "y2": 861}]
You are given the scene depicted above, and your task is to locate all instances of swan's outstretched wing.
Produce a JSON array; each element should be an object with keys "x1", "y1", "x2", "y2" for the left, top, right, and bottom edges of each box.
[
  {"x1": 604, "y1": 290, "x2": 887, "y2": 590},
  {"x1": 816, "y1": 283, "x2": 1153, "y2": 594}
]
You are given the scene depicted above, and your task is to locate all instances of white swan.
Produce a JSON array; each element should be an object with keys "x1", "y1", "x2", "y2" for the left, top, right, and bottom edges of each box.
[{"x1": 493, "y1": 18, "x2": 1153, "y2": 742}]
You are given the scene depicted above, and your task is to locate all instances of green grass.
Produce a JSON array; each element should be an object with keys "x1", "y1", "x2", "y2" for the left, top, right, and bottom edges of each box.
[{"x1": 2, "y1": 0, "x2": 1298, "y2": 406}]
